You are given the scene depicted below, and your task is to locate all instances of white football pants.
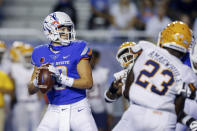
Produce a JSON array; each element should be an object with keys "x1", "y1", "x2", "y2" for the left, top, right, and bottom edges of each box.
[
  {"x1": 37, "y1": 98, "x2": 98, "y2": 131},
  {"x1": 176, "y1": 99, "x2": 197, "y2": 131},
  {"x1": 113, "y1": 104, "x2": 177, "y2": 131}
]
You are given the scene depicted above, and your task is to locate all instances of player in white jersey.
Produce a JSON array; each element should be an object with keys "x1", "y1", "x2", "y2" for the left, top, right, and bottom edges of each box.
[
  {"x1": 105, "y1": 41, "x2": 197, "y2": 130},
  {"x1": 104, "y1": 42, "x2": 140, "y2": 130},
  {"x1": 87, "y1": 50, "x2": 110, "y2": 131},
  {"x1": 11, "y1": 43, "x2": 42, "y2": 131},
  {"x1": 111, "y1": 21, "x2": 197, "y2": 131},
  {"x1": 104, "y1": 42, "x2": 139, "y2": 103}
]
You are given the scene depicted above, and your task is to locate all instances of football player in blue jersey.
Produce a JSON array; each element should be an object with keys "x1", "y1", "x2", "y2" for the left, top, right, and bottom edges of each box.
[{"x1": 28, "y1": 12, "x2": 98, "y2": 131}]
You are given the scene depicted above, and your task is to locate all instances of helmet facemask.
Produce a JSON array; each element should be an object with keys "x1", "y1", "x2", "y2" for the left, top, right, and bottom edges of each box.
[
  {"x1": 117, "y1": 48, "x2": 135, "y2": 69},
  {"x1": 116, "y1": 42, "x2": 138, "y2": 69},
  {"x1": 56, "y1": 25, "x2": 76, "y2": 45}
]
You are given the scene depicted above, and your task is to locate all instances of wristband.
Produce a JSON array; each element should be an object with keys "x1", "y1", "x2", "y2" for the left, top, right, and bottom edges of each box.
[
  {"x1": 104, "y1": 90, "x2": 117, "y2": 103},
  {"x1": 182, "y1": 115, "x2": 192, "y2": 126},
  {"x1": 186, "y1": 118, "x2": 196, "y2": 127},
  {"x1": 60, "y1": 74, "x2": 74, "y2": 87}
]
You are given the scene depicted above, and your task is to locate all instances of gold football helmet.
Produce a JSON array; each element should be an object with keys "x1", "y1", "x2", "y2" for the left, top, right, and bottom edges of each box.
[
  {"x1": 10, "y1": 41, "x2": 33, "y2": 67},
  {"x1": 21, "y1": 44, "x2": 33, "y2": 57},
  {"x1": 0, "y1": 40, "x2": 6, "y2": 52},
  {"x1": 9, "y1": 41, "x2": 25, "y2": 62},
  {"x1": 21, "y1": 44, "x2": 33, "y2": 68},
  {"x1": 116, "y1": 42, "x2": 138, "y2": 68},
  {"x1": 158, "y1": 21, "x2": 192, "y2": 53}
]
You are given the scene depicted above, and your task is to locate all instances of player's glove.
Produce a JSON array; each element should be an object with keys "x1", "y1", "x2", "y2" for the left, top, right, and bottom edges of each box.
[
  {"x1": 48, "y1": 65, "x2": 60, "y2": 77},
  {"x1": 114, "y1": 69, "x2": 128, "y2": 81},
  {"x1": 189, "y1": 120, "x2": 197, "y2": 131},
  {"x1": 48, "y1": 65, "x2": 74, "y2": 87},
  {"x1": 177, "y1": 82, "x2": 197, "y2": 100},
  {"x1": 177, "y1": 82, "x2": 192, "y2": 97}
]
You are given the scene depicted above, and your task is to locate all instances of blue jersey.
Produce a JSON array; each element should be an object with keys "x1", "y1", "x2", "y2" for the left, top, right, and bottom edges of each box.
[{"x1": 31, "y1": 40, "x2": 92, "y2": 105}]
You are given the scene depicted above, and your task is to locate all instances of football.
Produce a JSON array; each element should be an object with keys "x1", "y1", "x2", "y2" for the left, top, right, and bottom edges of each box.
[{"x1": 38, "y1": 65, "x2": 55, "y2": 93}]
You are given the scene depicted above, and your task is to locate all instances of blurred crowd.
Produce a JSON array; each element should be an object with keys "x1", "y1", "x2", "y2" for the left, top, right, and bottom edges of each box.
[{"x1": 52, "y1": 0, "x2": 197, "y2": 40}]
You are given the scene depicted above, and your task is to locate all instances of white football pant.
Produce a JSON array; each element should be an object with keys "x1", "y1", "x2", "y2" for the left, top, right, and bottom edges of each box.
[
  {"x1": 113, "y1": 104, "x2": 177, "y2": 131},
  {"x1": 176, "y1": 99, "x2": 197, "y2": 131},
  {"x1": 37, "y1": 98, "x2": 98, "y2": 131}
]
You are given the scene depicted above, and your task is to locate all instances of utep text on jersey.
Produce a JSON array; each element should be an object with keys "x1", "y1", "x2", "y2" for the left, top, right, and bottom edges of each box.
[{"x1": 31, "y1": 40, "x2": 92, "y2": 105}]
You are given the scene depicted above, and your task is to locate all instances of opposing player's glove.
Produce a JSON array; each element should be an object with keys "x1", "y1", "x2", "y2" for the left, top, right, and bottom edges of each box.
[
  {"x1": 114, "y1": 69, "x2": 128, "y2": 81},
  {"x1": 176, "y1": 82, "x2": 197, "y2": 100},
  {"x1": 189, "y1": 120, "x2": 197, "y2": 131},
  {"x1": 177, "y1": 82, "x2": 192, "y2": 97}
]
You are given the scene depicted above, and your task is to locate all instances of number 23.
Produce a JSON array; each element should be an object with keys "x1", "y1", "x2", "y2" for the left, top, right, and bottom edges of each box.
[{"x1": 136, "y1": 59, "x2": 174, "y2": 96}]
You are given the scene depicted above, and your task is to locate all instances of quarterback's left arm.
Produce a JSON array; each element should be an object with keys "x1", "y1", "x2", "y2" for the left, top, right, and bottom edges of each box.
[
  {"x1": 72, "y1": 59, "x2": 93, "y2": 89},
  {"x1": 53, "y1": 59, "x2": 93, "y2": 89}
]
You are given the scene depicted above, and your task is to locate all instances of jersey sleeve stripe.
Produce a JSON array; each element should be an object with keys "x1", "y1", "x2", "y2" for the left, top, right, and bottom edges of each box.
[{"x1": 81, "y1": 45, "x2": 88, "y2": 56}]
